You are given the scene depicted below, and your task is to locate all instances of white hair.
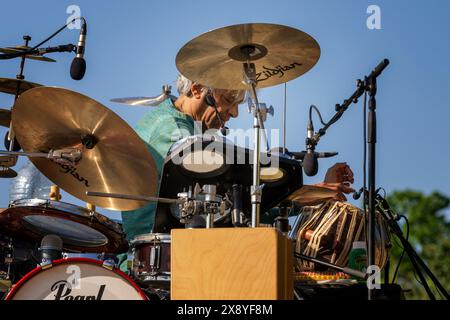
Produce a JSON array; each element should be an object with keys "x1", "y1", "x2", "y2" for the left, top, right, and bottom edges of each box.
[
  {"x1": 175, "y1": 74, "x2": 248, "y2": 102},
  {"x1": 176, "y1": 74, "x2": 197, "y2": 96}
]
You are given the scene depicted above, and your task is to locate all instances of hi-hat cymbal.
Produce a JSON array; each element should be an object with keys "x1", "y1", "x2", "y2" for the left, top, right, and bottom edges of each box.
[
  {"x1": 0, "y1": 46, "x2": 56, "y2": 62},
  {"x1": 0, "y1": 167, "x2": 17, "y2": 178},
  {"x1": 284, "y1": 185, "x2": 344, "y2": 207},
  {"x1": 0, "y1": 109, "x2": 11, "y2": 127},
  {"x1": 176, "y1": 23, "x2": 321, "y2": 90},
  {"x1": 12, "y1": 87, "x2": 158, "y2": 211},
  {"x1": 0, "y1": 78, "x2": 42, "y2": 95}
]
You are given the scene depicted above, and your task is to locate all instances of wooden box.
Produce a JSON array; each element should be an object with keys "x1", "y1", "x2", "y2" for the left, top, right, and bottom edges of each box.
[{"x1": 171, "y1": 228, "x2": 293, "y2": 300}]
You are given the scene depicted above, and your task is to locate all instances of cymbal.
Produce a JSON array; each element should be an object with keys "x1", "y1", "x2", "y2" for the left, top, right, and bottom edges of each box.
[
  {"x1": 176, "y1": 23, "x2": 320, "y2": 90},
  {"x1": 110, "y1": 85, "x2": 177, "y2": 107},
  {"x1": 110, "y1": 94, "x2": 178, "y2": 107},
  {"x1": 0, "y1": 167, "x2": 17, "y2": 178},
  {"x1": 0, "y1": 78, "x2": 42, "y2": 95},
  {"x1": 284, "y1": 185, "x2": 344, "y2": 207},
  {"x1": 12, "y1": 87, "x2": 158, "y2": 211},
  {"x1": 0, "y1": 46, "x2": 56, "y2": 62},
  {"x1": 0, "y1": 109, "x2": 11, "y2": 127}
]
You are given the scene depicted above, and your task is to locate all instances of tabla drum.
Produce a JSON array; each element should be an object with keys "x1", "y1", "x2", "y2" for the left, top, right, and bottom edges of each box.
[
  {"x1": 4, "y1": 258, "x2": 147, "y2": 300},
  {"x1": 130, "y1": 233, "x2": 171, "y2": 289},
  {"x1": 0, "y1": 199, "x2": 128, "y2": 253},
  {"x1": 295, "y1": 201, "x2": 390, "y2": 271}
]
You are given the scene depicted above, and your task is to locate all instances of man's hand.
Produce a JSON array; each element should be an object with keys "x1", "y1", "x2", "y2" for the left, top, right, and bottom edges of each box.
[
  {"x1": 324, "y1": 162, "x2": 354, "y2": 185},
  {"x1": 313, "y1": 162, "x2": 355, "y2": 201}
]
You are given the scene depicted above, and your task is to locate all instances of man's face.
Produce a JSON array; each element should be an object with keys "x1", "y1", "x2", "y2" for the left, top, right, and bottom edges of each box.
[{"x1": 200, "y1": 88, "x2": 245, "y2": 129}]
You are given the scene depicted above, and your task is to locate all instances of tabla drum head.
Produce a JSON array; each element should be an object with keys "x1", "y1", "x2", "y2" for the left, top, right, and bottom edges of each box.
[{"x1": 5, "y1": 258, "x2": 147, "y2": 300}]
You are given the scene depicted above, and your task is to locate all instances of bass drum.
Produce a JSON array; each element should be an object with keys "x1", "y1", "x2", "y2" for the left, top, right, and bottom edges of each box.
[{"x1": 4, "y1": 258, "x2": 147, "y2": 300}]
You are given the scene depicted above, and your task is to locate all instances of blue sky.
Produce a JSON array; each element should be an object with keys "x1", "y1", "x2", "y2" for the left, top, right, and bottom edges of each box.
[{"x1": 1, "y1": 0, "x2": 449, "y2": 221}]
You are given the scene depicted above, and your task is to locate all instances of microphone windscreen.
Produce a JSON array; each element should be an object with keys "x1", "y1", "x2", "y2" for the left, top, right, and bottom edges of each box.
[
  {"x1": 303, "y1": 152, "x2": 318, "y2": 176},
  {"x1": 70, "y1": 57, "x2": 86, "y2": 80},
  {"x1": 40, "y1": 234, "x2": 63, "y2": 251}
]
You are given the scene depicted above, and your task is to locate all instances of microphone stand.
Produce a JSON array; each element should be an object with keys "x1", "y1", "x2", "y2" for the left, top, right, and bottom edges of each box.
[
  {"x1": 306, "y1": 59, "x2": 390, "y2": 300},
  {"x1": 375, "y1": 194, "x2": 449, "y2": 300}
]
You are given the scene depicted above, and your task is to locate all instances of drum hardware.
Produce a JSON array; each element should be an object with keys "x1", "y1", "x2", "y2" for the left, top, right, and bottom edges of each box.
[
  {"x1": 110, "y1": 84, "x2": 178, "y2": 107},
  {"x1": 245, "y1": 97, "x2": 272, "y2": 153},
  {"x1": 102, "y1": 259, "x2": 115, "y2": 271},
  {"x1": 0, "y1": 148, "x2": 82, "y2": 166},
  {"x1": 247, "y1": 100, "x2": 274, "y2": 123},
  {"x1": 231, "y1": 184, "x2": 248, "y2": 227},
  {"x1": 62, "y1": 252, "x2": 117, "y2": 262},
  {"x1": 12, "y1": 87, "x2": 158, "y2": 211},
  {"x1": 86, "y1": 203, "x2": 96, "y2": 222},
  {"x1": 274, "y1": 202, "x2": 292, "y2": 235},
  {"x1": 49, "y1": 185, "x2": 61, "y2": 201},
  {"x1": 176, "y1": 184, "x2": 229, "y2": 228}
]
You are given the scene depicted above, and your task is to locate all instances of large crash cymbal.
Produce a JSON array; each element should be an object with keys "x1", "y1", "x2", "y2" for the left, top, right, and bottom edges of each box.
[
  {"x1": 0, "y1": 78, "x2": 42, "y2": 95},
  {"x1": 12, "y1": 87, "x2": 158, "y2": 211},
  {"x1": 176, "y1": 23, "x2": 320, "y2": 90}
]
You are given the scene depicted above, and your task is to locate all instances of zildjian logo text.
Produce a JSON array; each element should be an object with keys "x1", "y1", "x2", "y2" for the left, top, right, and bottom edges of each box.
[
  {"x1": 57, "y1": 163, "x2": 90, "y2": 188},
  {"x1": 256, "y1": 62, "x2": 303, "y2": 82}
]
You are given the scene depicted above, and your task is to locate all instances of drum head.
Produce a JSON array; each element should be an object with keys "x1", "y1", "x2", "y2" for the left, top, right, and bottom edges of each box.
[
  {"x1": 5, "y1": 258, "x2": 147, "y2": 300},
  {"x1": 0, "y1": 199, "x2": 128, "y2": 253},
  {"x1": 295, "y1": 201, "x2": 390, "y2": 271}
]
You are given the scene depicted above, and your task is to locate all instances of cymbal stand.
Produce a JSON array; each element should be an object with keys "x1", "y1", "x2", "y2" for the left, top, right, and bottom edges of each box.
[
  {"x1": 7, "y1": 35, "x2": 31, "y2": 154},
  {"x1": 243, "y1": 62, "x2": 268, "y2": 228}
]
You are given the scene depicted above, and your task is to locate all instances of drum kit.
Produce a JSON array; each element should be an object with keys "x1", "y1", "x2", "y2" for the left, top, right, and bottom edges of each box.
[{"x1": 0, "y1": 22, "x2": 392, "y2": 300}]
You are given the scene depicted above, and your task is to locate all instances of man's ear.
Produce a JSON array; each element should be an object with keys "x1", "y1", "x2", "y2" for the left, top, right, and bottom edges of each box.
[{"x1": 190, "y1": 84, "x2": 204, "y2": 99}]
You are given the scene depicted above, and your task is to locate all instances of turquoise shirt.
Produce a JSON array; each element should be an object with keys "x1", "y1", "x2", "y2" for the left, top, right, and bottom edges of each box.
[{"x1": 121, "y1": 98, "x2": 195, "y2": 241}]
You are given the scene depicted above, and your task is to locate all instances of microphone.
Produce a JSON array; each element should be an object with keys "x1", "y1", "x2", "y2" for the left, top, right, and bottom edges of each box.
[
  {"x1": 40, "y1": 234, "x2": 63, "y2": 264},
  {"x1": 303, "y1": 118, "x2": 318, "y2": 176},
  {"x1": 205, "y1": 93, "x2": 229, "y2": 136},
  {"x1": 70, "y1": 21, "x2": 87, "y2": 80},
  {"x1": 291, "y1": 151, "x2": 338, "y2": 160}
]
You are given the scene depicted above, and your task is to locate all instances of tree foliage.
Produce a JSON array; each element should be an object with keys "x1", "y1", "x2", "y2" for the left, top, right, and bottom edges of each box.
[{"x1": 386, "y1": 190, "x2": 450, "y2": 300}]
